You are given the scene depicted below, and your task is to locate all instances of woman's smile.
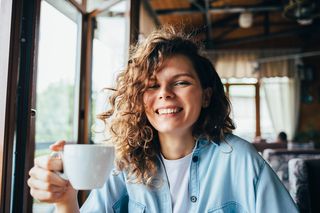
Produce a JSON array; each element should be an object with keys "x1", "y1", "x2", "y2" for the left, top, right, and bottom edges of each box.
[
  {"x1": 156, "y1": 106, "x2": 183, "y2": 115},
  {"x1": 143, "y1": 54, "x2": 205, "y2": 136}
]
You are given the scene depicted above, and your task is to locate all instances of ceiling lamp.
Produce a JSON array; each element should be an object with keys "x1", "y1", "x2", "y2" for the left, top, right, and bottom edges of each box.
[
  {"x1": 239, "y1": 12, "x2": 253, "y2": 28},
  {"x1": 283, "y1": 0, "x2": 320, "y2": 25}
]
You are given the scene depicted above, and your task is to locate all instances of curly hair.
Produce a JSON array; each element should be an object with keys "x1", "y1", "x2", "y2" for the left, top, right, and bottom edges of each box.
[{"x1": 97, "y1": 26, "x2": 235, "y2": 187}]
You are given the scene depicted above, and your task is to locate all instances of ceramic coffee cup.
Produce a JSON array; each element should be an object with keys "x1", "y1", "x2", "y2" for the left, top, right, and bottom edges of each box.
[{"x1": 59, "y1": 144, "x2": 115, "y2": 190}]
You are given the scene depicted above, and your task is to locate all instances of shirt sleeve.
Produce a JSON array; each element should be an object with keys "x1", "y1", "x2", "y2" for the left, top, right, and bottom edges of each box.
[
  {"x1": 80, "y1": 171, "x2": 129, "y2": 213},
  {"x1": 255, "y1": 162, "x2": 299, "y2": 213}
]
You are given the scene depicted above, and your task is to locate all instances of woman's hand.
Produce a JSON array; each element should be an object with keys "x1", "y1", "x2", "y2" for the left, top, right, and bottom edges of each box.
[{"x1": 27, "y1": 140, "x2": 78, "y2": 206}]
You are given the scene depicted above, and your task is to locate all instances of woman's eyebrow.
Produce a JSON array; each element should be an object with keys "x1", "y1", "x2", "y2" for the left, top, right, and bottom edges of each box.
[
  {"x1": 172, "y1": 73, "x2": 196, "y2": 79},
  {"x1": 148, "y1": 78, "x2": 156, "y2": 82}
]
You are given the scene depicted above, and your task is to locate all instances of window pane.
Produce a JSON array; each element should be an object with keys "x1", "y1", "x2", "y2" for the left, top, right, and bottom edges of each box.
[
  {"x1": 90, "y1": 2, "x2": 129, "y2": 143},
  {"x1": 87, "y1": 0, "x2": 127, "y2": 13},
  {"x1": 260, "y1": 87, "x2": 276, "y2": 141},
  {"x1": 228, "y1": 77, "x2": 257, "y2": 84},
  {"x1": 261, "y1": 77, "x2": 291, "y2": 141},
  {"x1": 221, "y1": 78, "x2": 227, "y2": 84},
  {"x1": 229, "y1": 85, "x2": 256, "y2": 141},
  {"x1": 33, "y1": 1, "x2": 81, "y2": 212}
]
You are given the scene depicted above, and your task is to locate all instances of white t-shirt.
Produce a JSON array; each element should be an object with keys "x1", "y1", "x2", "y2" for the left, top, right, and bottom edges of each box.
[{"x1": 161, "y1": 152, "x2": 193, "y2": 213}]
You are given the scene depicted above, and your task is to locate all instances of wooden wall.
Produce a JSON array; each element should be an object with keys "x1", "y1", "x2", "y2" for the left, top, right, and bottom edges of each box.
[{"x1": 298, "y1": 57, "x2": 320, "y2": 132}]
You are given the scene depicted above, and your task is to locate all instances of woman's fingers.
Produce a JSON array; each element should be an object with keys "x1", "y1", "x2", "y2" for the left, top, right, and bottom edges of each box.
[
  {"x1": 34, "y1": 154, "x2": 63, "y2": 171},
  {"x1": 49, "y1": 140, "x2": 66, "y2": 151},
  {"x1": 28, "y1": 168, "x2": 69, "y2": 203},
  {"x1": 29, "y1": 187, "x2": 64, "y2": 203},
  {"x1": 29, "y1": 140, "x2": 78, "y2": 204},
  {"x1": 27, "y1": 177, "x2": 67, "y2": 193},
  {"x1": 29, "y1": 166, "x2": 67, "y2": 187}
]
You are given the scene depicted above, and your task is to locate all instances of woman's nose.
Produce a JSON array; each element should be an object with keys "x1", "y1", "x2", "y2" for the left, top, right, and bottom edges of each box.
[{"x1": 158, "y1": 86, "x2": 175, "y2": 100}]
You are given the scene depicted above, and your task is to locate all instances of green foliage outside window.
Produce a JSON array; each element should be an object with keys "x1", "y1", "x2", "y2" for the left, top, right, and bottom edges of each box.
[{"x1": 36, "y1": 81, "x2": 75, "y2": 143}]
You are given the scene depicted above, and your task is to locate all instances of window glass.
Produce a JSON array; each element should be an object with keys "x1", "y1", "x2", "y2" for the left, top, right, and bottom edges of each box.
[
  {"x1": 33, "y1": 1, "x2": 81, "y2": 212},
  {"x1": 260, "y1": 87, "x2": 276, "y2": 141},
  {"x1": 86, "y1": 0, "x2": 127, "y2": 12},
  {"x1": 229, "y1": 85, "x2": 256, "y2": 141},
  {"x1": 221, "y1": 78, "x2": 227, "y2": 84},
  {"x1": 90, "y1": 1, "x2": 129, "y2": 143},
  {"x1": 228, "y1": 77, "x2": 257, "y2": 84},
  {"x1": 260, "y1": 77, "x2": 291, "y2": 141}
]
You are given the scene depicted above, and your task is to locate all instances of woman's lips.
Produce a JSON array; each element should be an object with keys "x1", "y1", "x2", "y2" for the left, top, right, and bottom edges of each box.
[{"x1": 155, "y1": 107, "x2": 183, "y2": 115}]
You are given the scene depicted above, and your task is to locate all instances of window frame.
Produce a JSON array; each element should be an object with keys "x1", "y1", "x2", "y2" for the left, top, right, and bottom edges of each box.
[
  {"x1": 0, "y1": 0, "x2": 84, "y2": 212},
  {"x1": 224, "y1": 81, "x2": 261, "y2": 139},
  {"x1": 0, "y1": 0, "x2": 15, "y2": 212},
  {"x1": 1, "y1": 0, "x2": 140, "y2": 211},
  {"x1": 0, "y1": 0, "x2": 42, "y2": 212}
]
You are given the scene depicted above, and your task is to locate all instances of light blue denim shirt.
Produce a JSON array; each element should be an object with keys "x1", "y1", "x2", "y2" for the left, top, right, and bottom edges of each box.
[{"x1": 80, "y1": 134, "x2": 298, "y2": 213}]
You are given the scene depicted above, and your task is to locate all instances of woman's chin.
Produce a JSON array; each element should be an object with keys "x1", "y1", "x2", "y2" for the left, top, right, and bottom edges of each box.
[{"x1": 156, "y1": 125, "x2": 191, "y2": 136}]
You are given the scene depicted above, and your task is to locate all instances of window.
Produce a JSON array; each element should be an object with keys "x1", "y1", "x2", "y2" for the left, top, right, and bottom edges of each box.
[
  {"x1": 2, "y1": 0, "x2": 138, "y2": 211},
  {"x1": 260, "y1": 87, "x2": 276, "y2": 141},
  {"x1": 224, "y1": 78, "x2": 275, "y2": 142},
  {"x1": 90, "y1": 1, "x2": 130, "y2": 143},
  {"x1": 33, "y1": 0, "x2": 82, "y2": 212},
  {"x1": 229, "y1": 84, "x2": 256, "y2": 141}
]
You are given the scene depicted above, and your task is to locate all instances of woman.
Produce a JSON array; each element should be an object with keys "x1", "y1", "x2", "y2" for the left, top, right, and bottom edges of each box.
[{"x1": 28, "y1": 27, "x2": 298, "y2": 212}]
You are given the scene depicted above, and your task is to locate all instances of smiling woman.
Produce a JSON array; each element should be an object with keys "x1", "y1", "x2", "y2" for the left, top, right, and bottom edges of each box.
[
  {"x1": 28, "y1": 27, "x2": 299, "y2": 213},
  {"x1": 99, "y1": 28, "x2": 236, "y2": 185},
  {"x1": 143, "y1": 55, "x2": 205, "y2": 137},
  {"x1": 143, "y1": 55, "x2": 208, "y2": 159}
]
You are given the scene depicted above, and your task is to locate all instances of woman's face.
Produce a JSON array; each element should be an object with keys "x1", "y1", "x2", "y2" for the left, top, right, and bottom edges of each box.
[{"x1": 143, "y1": 54, "x2": 208, "y2": 136}]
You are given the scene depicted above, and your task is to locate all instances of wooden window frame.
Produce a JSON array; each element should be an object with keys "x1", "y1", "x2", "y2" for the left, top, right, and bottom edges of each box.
[
  {"x1": 224, "y1": 81, "x2": 261, "y2": 138},
  {"x1": 0, "y1": 0, "x2": 14, "y2": 212},
  {"x1": 1, "y1": 0, "x2": 140, "y2": 211},
  {"x1": 1, "y1": 0, "x2": 42, "y2": 212}
]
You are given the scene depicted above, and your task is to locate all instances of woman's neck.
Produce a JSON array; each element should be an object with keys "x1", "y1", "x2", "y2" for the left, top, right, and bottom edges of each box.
[{"x1": 158, "y1": 132, "x2": 196, "y2": 160}]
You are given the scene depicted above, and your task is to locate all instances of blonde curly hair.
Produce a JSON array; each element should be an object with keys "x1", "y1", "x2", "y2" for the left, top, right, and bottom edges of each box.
[{"x1": 97, "y1": 26, "x2": 235, "y2": 187}]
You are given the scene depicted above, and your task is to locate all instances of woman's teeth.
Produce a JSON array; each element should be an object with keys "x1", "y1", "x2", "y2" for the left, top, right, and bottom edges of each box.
[{"x1": 157, "y1": 108, "x2": 181, "y2": 115}]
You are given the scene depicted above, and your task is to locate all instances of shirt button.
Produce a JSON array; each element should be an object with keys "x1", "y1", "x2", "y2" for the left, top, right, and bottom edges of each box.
[
  {"x1": 192, "y1": 156, "x2": 198, "y2": 162},
  {"x1": 190, "y1": 196, "x2": 197, "y2": 202}
]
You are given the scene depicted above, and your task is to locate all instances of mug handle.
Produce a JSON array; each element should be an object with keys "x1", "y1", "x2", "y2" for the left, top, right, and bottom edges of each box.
[{"x1": 50, "y1": 151, "x2": 68, "y2": 180}]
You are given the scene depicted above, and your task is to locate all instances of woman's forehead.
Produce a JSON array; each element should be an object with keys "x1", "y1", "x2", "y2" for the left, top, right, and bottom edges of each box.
[{"x1": 154, "y1": 55, "x2": 197, "y2": 76}]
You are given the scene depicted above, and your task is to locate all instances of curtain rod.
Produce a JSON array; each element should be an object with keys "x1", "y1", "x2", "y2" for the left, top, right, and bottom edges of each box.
[{"x1": 255, "y1": 51, "x2": 320, "y2": 63}]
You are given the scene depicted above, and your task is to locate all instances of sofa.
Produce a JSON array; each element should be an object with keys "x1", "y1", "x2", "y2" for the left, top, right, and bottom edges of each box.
[
  {"x1": 262, "y1": 149, "x2": 320, "y2": 190},
  {"x1": 288, "y1": 158, "x2": 320, "y2": 213}
]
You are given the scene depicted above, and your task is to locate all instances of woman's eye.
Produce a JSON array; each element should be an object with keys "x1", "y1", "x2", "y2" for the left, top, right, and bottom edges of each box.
[
  {"x1": 147, "y1": 84, "x2": 159, "y2": 89},
  {"x1": 174, "y1": 81, "x2": 190, "y2": 86}
]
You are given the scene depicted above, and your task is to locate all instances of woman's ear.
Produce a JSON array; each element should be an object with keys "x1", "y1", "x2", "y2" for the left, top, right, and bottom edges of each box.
[{"x1": 202, "y1": 88, "x2": 213, "y2": 108}]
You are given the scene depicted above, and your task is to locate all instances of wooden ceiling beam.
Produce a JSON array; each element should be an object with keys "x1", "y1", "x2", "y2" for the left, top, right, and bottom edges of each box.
[
  {"x1": 210, "y1": 25, "x2": 320, "y2": 48},
  {"x1": 204, "y1": 0, "x2": 213, "y2": 42},
  {"x1": 142, "y1": 0, "x2": 161, "y2": 27},
  {"x1": 188, "y1": 0, "x2": 212, "y2": 41},
  {"x1": 213, "y1": 27, "x2": 236, "y2": 40},
  {"x1": 155, "y1": 5, "x2": 283, "y2": 15},
  {"x1": 211, "y1": 21, "x2": 297, "y2": 28},
  {"x1": 189, "y1": 0, "x2": 205, "y2": 13},
  {"x1": 264, "y1": 12, "x2": 270, "y2": 35}
]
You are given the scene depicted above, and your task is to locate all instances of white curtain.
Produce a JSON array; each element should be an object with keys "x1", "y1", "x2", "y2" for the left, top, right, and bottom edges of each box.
[
  {"x1": 210, "y1": 51, "x2": 257, "y2": 78},
  {"x1": 208, "y1": 50, "x2": 301, "y2": 140},
  {"x1": 261, "y1": 75, "x2": 300, "y2": 140},
  {"x1": 208, "y1": 49, "x2": 299, "y2": 78},
  {"x1": 258, "y1": 50, "x2": 298, "y2": 78}
]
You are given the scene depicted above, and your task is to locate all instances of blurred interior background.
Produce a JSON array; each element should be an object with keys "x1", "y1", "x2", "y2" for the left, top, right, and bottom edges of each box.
[{"x1": 1, "y1": 0, "x2": 320, "y2": 212}]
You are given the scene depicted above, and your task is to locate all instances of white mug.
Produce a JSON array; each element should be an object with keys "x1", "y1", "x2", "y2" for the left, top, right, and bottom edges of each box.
[{"x1": 61, "y1": 144, "x2": 115, "y2": 190}]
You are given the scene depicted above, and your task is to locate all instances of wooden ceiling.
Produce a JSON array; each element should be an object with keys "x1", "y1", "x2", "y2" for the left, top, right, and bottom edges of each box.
[{"x1": 147, "y1": 0, "x2": 320, "y2": 49}]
